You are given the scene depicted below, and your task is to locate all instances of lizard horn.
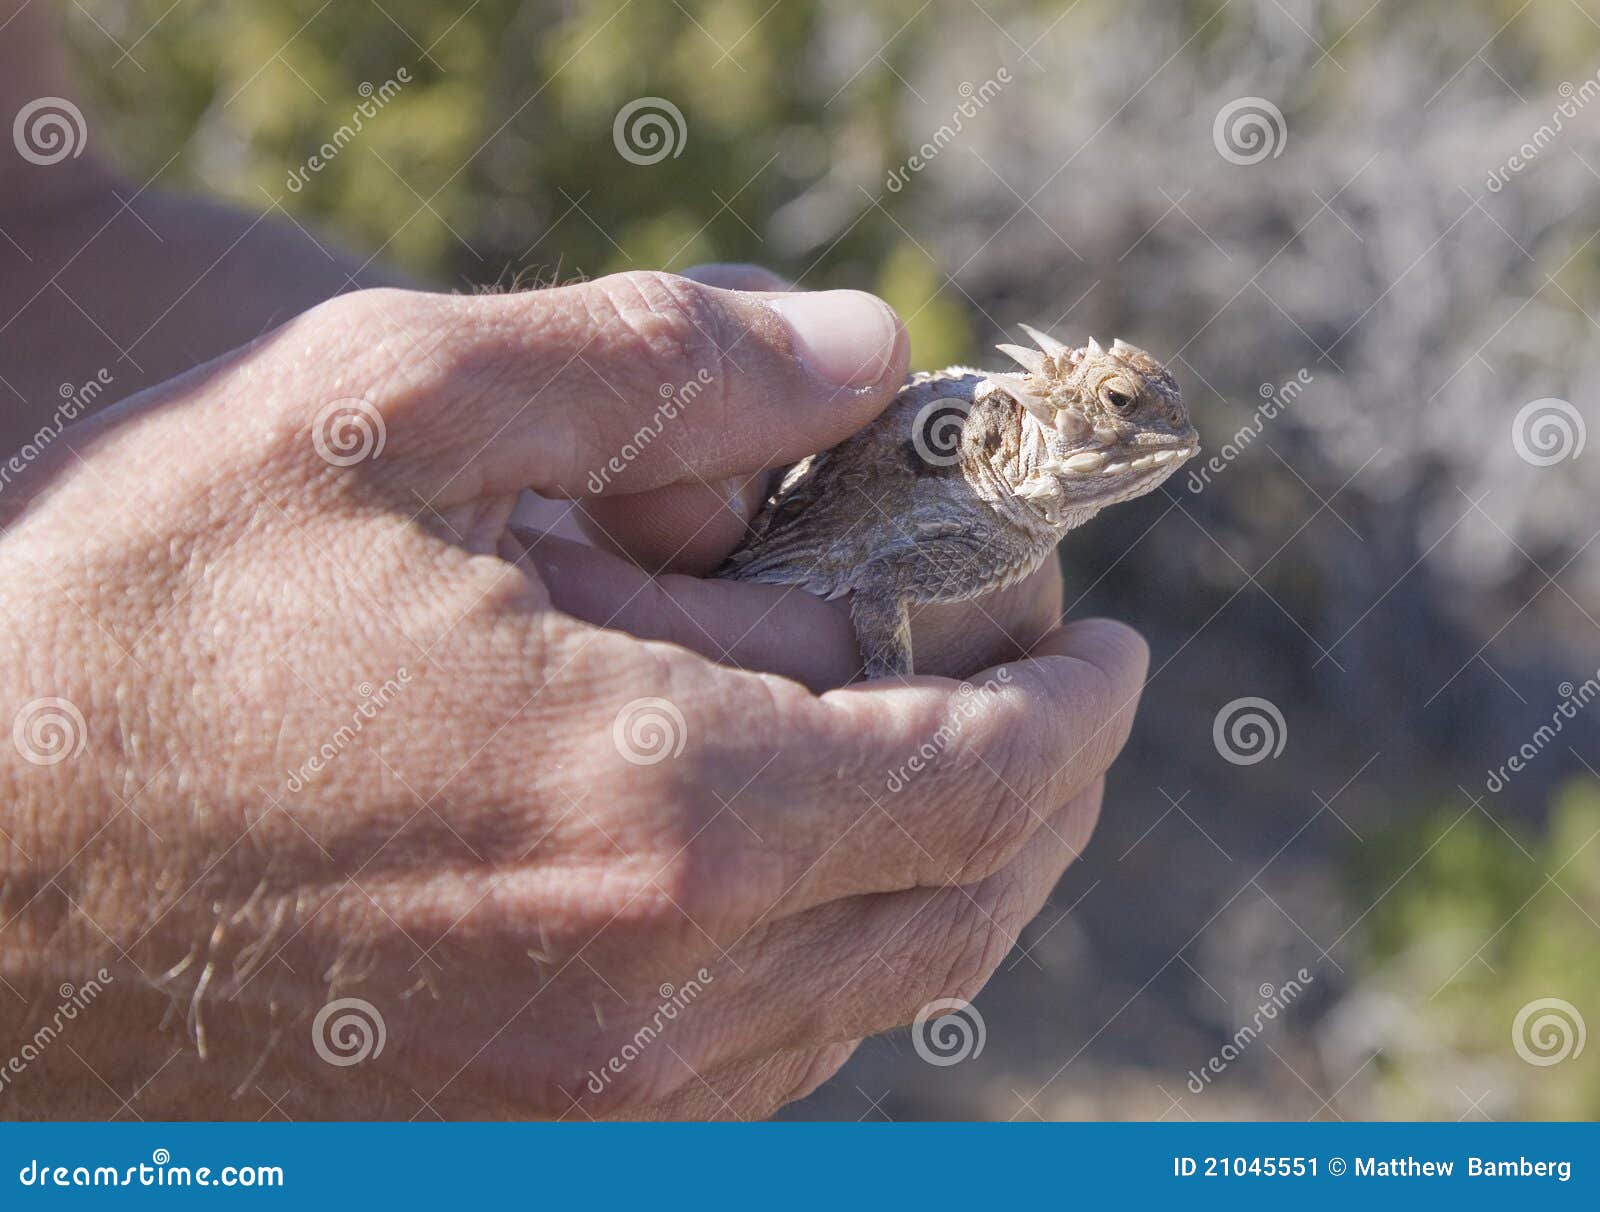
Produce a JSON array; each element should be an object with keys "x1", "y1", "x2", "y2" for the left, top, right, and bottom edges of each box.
[
  {"x1": 1017, "y1": 323, "x2": 1072, "y2": 361},
  {"x1": 987, "y1": 373, "x2": 1055, "y2": 421},
  {"x1": 1111, "y1": 338, "x2": 1132, "y2": 354},
  {"x1": 1084, "y1": 337, "x2": 1105, "y2": 357},
  {"x1": 995, "y1": 343, "x2": 1049, "y2": 375}
]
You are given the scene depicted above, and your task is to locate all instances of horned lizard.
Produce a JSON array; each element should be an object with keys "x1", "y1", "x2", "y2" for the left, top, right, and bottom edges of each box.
[{"x1": 717, "y1": 327, "x2": 1198, "y2": 678}]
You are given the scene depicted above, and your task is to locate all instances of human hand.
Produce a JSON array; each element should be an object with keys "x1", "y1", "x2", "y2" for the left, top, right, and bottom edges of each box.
[{"x1": 0, "y1": 271, "x2": 1145, "y2": 1119}]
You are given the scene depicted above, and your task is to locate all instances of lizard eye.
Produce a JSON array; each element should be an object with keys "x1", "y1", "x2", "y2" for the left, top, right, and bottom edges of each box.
[{"x1": 1101, "y1": 386, "x2": 1135, "y2": 413}]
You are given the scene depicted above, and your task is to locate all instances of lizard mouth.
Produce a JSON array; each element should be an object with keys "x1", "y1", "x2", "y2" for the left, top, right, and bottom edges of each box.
[{"x1": 1055, "y1": 439, "x2": 1199, "y2": 478}]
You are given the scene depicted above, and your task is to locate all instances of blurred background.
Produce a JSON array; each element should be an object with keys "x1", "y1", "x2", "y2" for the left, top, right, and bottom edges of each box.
[{"x1": 58, "y1": 0, "x2": 1600, "y2": 1118}]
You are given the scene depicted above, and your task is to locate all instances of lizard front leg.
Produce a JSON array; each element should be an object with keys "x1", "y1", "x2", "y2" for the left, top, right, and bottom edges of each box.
[{"x1": 849, "y1": 589, "x2": 914, "y2": 680}]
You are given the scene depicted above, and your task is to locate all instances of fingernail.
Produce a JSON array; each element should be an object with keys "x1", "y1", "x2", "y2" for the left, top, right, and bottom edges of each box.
[{"x1": 767, "y1": 291, "x2": 901, "y2": 388}]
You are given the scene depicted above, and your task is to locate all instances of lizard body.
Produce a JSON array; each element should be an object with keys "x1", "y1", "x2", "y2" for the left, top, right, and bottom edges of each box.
[{"x1": 718, "y1": 328, "x2": 1198, "y2": 678}]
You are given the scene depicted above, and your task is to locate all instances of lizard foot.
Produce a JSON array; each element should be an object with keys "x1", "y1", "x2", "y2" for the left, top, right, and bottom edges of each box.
[{"x1": 849, "y1": 591, "x2": 913, "y2": 680}]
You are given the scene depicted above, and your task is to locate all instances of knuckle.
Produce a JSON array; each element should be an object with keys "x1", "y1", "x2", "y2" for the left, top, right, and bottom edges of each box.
[
  {"x1": 948, "y1": 785, "x2": 1036, "y2": 885},
  {"x1": 987, "y1": 739, "x2": 1060, "y2": 825},
  {"x1": 568, "y1": 796, "x2": 748, "y2": 944},
  {"x1": 982, "y1": 867, "x2": 1040, "y2": 952},
  {"x1": 796, "y1": 962, "x2": 861, "y2": 1046},
  {"x1": 577, "y1": 848, "x2": 703, "y2": 943},
  {"x1": 289, "y1": 288, "x2": 432, "y2": 385},
  {"x1": 630, "y1": 843, "x2": 717, "y2": 938},
  {"x1": 257, "y1": 288, "x2": 432, "y2": 463},
  {"x1": 307, "y1": 286, "x2": 416, "y2": 336},
  {"x1": 1072, "y1": 670, "x2": 1131, "y2": 776},
  {"x1": 590, "y1": 270, "x2": 730, "y2": 395}
]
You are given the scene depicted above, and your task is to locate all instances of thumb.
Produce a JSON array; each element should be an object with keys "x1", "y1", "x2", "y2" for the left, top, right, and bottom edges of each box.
[{"x1": 355, "y1": 272, "x2": 909, "y2": 505}]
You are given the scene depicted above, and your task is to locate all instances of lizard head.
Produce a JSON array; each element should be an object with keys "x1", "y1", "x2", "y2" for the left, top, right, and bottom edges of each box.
[{"x1": 981, "y1": 326, "x2": 1199, "y2": 517}]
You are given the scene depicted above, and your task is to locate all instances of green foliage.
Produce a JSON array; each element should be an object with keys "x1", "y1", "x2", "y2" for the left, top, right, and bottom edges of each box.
[
  {"x1": 875, "y1": 244, "x2": 975, "y2": 369},
  {"x1": 66, "y1": 0, "x2": 981, "y2": 355},
  {"x1": 1350, "y1": 781, "x2": 1600, "y2": 1118}
]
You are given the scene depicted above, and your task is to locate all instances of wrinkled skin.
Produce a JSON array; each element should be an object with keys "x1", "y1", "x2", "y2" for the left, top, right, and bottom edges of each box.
[{"x1": 0, "y1": 264, "x2": 1150, "y2": 1119}]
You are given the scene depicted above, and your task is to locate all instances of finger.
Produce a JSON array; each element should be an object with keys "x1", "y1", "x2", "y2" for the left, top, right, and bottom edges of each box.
[
  {"x1": 576, "y1": 472, "x2": 774, "y2": 576},
  {"x1": 317, "y1": 274, "x2": 908, "y2": 504},
  {"x1": 635, "y1": 787, "x2": 1102, "y2": 1081},
  {"x1": 741, "y1": 785, "x2": 1102, "y2": 1050},
  {"x1": 509, "y1": 528, "x2": 1061, "y2": 682},
  {"x1": 513, "y1": 529, "x2": 860, "y2": 690},
  {"x1": 694, "y1": 618, "x2": 1145, "y2": 913}
]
